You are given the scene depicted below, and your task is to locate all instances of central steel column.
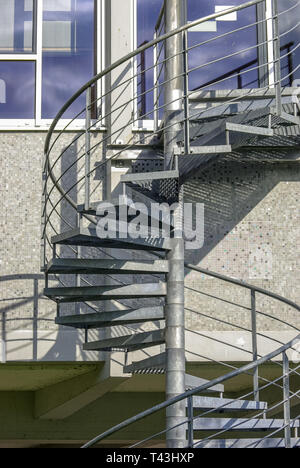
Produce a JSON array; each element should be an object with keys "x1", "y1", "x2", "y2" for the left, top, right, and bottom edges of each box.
[
  {"x1": 164, "y1": 0, "x2": 185, "y2": 170},
  {"x1": 164, "y1": 0, "x2": 186, "y2": 449}
]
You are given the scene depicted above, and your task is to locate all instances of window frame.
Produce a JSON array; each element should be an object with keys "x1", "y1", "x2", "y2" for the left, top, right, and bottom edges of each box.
[{"x1": 0, "y1": 0, "x2": 105, "y2": 130}]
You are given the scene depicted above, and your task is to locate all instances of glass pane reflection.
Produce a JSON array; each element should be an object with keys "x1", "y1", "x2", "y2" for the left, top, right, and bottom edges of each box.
[
  {"x1": 0, "y1": 0, "x2": 34, "y2": 53},
  {"x1": 42, "y1": 0, "x2": 94, "y2": 119},
  {"x1": 0, "y1": 61, "x2": 35, "y2": 118}
]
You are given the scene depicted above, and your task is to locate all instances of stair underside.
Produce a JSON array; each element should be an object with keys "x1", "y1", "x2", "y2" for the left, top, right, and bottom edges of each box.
[
  {"x1": 83, "y1": 329, "x2": 165, "y2": 352},
  {"x1": 124, "y1": 355, "x2": 224, "y2": 394},
  {"x1": 46, "y1": 258, "x2": 169, "y2": 275},
  {"x1": 51, "y1": 227, "x2": 171, "y2": 252},
  {"x1": 55, "y1": 306, "x2": 165, "y2": 329},
  {"x1": 194, "y1": 438, "x2": 300, "y2": 449},
  {"x1": 44, "y1": 282, "x2": 166, "y2": 303}
]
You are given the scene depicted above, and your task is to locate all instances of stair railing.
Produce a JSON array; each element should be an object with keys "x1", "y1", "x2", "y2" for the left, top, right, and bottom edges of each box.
[{"x1": 81, "y1": 335, "x2": 299, "y2": 448}]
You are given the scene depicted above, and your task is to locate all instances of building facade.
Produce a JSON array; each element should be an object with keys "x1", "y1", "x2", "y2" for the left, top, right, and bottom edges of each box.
[{"x1": 0, "y1": 0, "x2": 299, "y2": 448}]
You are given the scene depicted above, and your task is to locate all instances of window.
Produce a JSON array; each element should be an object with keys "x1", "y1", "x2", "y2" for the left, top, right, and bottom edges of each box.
[
  {"x1": 42, "y1": 0, "x2": 95, "y2": 118},
  {"x1": 187, "y1": 0, "x2": 258, "y2": 91},
  {"x1": 0, "y1": 0, "x2": 100, "y2": 127},
  {"x1": 0, "y1": 0, "x2": 34, "y2": 53},
  {"x1": 0, "y1": 61, "x2": 35, "y2": 118}
]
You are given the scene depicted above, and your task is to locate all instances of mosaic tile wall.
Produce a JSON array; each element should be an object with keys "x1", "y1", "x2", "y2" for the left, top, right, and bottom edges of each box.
[{"x1": 0, "y1": 134, "x2": 299, "y2": 353}]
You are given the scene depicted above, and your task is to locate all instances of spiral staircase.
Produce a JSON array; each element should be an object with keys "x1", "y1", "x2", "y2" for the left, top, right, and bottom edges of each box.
[{"x1": 42, "y1": 1, "x2": 300, "y2": 448}]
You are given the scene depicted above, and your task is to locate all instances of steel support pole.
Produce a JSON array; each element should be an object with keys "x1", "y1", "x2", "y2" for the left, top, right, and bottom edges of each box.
[
  {"x1": 283, "y1": 351, "x2": 292, "y2": 448},
  {"x1": 164, "y1": 0, "x2": 185, "y2": 170},
  {"x1": 164, "y1": 0, "x2": 186, "y2": 448},
  {"x1": 165, "y1": 235, "x2": 186, "y2": 448},
  {"x1": 272, "y1": 0, "x2": 282, "y2": 115},
  {"x1": 85, "y1": 86, "x2": 92, "y2": 211},
  {"x1": 251, "y1": 290, "x2": 259, "y2": 402},
  {"x1": 256, "y1": 1, "x2": 268, "y2": 88}
]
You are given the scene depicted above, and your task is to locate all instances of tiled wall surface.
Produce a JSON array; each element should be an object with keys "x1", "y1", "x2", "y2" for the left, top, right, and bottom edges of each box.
[{"x1": 0, "y1": 133, "x2": 299, "y2": 361}]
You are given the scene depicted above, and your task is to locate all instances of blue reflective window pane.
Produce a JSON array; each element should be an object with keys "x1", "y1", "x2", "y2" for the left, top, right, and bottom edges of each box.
[
  {"x1": 137, "y1": 0, "x2": 163, "y2": 120},
  {"x1": 0, "y1": 61, "x2": 35, "y2": 118},
  {"x1": 187, "y1": 0, "x2": 258, "y2": 90},
  {"x1": 42, "y1": 0, "x2": 94, "y2": 119},
  {"x1": 278, "y1": 0, "x2": 300, "y2": 86},
  {"x1": 0, "y1": 0, "x2": 34, "y2": 53}
]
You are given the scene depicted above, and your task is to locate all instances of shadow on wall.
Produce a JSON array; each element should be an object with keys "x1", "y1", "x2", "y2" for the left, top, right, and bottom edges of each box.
[
  {"x1": 183, "y1": 153, "x2": 300, "y2": 272},
  {"x1": 1, "y1": 141, "x2": 299, "y2": 361}
]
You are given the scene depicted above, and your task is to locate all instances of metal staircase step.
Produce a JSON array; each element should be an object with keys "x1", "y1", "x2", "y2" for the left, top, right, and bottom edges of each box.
[
  {"x1": 185, "y1": 374, "x2": 224, "y2": 394},
  {"x1": 77, "y1": 197, "x2": 174, "y2": 233},
  {"x1": 124, "y1": 352, "x2": 167, "y2": 374},
  {"x1": 195, "y1": 438, "x2": 300, "y2": 449},
  {"x1": 193, "y1": 417, "x2": 300, "y2": 432},
  {"x1": 55, "y1": 306, "x2": 165, "y2": 329},
  {"x1": 51, "y1": 227, "x2": 171, "y2": 252},
  {"x1": 124, "y1": 355, "x2": 225, "y2": 394},
  {"x1": 83, "y1": 329, "x2": 165, "y2": 352},
  {"x1": 175, "y1": 145, "x2": 232, "y2": 156},
  {"x1": 44, "y1": 282, "x2": 167, "y2": 303},
  {"x1": 121, "y1": 170, "x2": 179, "y2": 183},
  {"x1": 46, "y1": 258, "x2": 169, "y2": 275},
  {"x1": 225, "y1": 122, "x2": 274, "y2": 137},
  {"x1": 187, "y1": 396, "x2": 267, "y2": 413}
]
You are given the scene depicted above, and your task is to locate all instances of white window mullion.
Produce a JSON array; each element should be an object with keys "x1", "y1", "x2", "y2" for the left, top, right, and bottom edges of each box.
[
  {"x1": 96, "y1": 0, "x2": 105, "y2": 126},
  {"x1": 266, "y1": 0, "x2": 275, "y2": 87},
  {"x1": 35, "y1": 0, "x2": 43, "y2": 126}
]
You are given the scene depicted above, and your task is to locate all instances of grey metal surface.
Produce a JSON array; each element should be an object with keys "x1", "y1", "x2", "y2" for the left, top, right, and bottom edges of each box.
[
  {"x1": 83, "y1": 329, "x2": 165, "y2": 352},
  {"x1": 44, "y1": 282, "x2": 167, "y2": 303},
  {"x1": 165, "y1": 237, "x2": 186, "y2": 449},
  {"x1": 51, "y1": 227, "x2": 171, "y2": 252},
  {"x1": 124, "y1": 352, "x2": 167, "y2": 374},
  {"x1": 185, "y1": 374, "x2": 224, "y2": 394},
  {"x1": 174, "y1": 145, "x2": 232, "y2": 155},
  {"x1": 195, "y1": 438, "x2": 300, "y2": 449},
  {"x1": 121, "y1": 170, "x2": 179, "y2": 183},
  {"x1": 192, "y1": 417, "x2": 300, "y2": 431},
  {"x1": 55, "y1": 306, "x2": 165, "y2": 329},
  {"x1": 47, "y1": 258, "x2": 169, "y2": 275},
  {"x1": 188, "y1": 396, "x2": 267, "y2": 412}
]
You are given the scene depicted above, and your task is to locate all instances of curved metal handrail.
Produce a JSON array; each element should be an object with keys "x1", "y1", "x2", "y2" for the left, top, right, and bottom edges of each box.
[
  {"x1": 81, "y1": 335, "x2": 300, "y2": 448},
  {"x1": 184, "y1": 263, "x2": 300, "y2": 312}
]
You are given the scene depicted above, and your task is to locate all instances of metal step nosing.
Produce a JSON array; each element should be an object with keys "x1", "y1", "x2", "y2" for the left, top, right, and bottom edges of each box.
[
  {"x1": 47, "y1": 258, "x2": 169, "y2": 275},
  {"x1": 194, "y1": 438, "x2": 300, "y2": 449},
  {"x1": 187, "y1": 396, "x2": 267, "y2": 412},
  {"x1": 226, "y1": 122, "x2": 274, "y2": 136},
  {"x1": 55, "y1": 306, "x2": 165, "y2": 328},
  {"x1": 193, "y1": 417, "x2": 300, "y2": 431},
  {"x1": 83, "y1": 329, "x2": 165, "y2": 351},
  {"x1": 121, "y1": 170, "x2": 179, "y2": 183}
]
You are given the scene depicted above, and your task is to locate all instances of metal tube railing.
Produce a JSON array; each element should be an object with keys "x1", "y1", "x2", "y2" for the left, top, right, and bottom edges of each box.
[{"x1": 81, "y1": 336, "x2": 299, "y2": 448}]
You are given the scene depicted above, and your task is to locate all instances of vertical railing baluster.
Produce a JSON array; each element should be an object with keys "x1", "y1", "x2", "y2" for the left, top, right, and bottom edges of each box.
[
  {"x1": 153, "y1": 32, "x2": 159, "y2": 132},
  {"x1": 85, "y1": 86, "x2": 92, "y2": 211},
  {"x1": 272, "y1": 0, "x2": 282, "y2": 115},
  {"x1": 76, "y1": 213, "x2": 82, "y2": 315},
  {"x1": 182, "y1": 30, "x2": 190, "y2": 155},
  {"x1": 187, "y1": 396, "x2": 194, "y2": 448},
  {"x1": 251, "y1": 289, "x2": 259, "y2": 402},
  {"x1": 283, "y1": 351, "x2": 292, "y2": 448}
]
